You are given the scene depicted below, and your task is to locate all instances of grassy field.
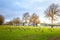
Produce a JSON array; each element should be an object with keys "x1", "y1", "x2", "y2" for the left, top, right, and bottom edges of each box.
[{"x1": 0, "y1": 25, "x2": 60, "y2": 40}]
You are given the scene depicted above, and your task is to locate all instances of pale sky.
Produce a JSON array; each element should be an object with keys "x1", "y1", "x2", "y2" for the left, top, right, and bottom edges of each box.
[{"x1": 0, "y1": 0, "x2": 60, "y2": 24}]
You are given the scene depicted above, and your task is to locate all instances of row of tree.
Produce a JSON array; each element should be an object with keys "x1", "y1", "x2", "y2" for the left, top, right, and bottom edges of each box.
[
  {"x1": 0, "y1": 3, "x2": 60, "y2": 28},
  {"x1": 6, "y1": 13, "x2": 40, "y2": 26}
]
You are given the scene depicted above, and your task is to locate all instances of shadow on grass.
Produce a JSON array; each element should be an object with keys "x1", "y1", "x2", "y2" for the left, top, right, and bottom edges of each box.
[{"x1": 48, "y1": 36, "x2": 60, "y2": 40}]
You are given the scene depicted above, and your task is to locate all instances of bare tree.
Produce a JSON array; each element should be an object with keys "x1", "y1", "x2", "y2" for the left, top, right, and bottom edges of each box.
[
  {"x1": 7, "y1": 17, "x2": 20, "y2": 25},
  {"x1": 44, "y1": 3, "x2": 60, "y2": 28},
  {"x1": 29, "y1": 13, "x2": 40, "y2": 26},
  {"x1": 22, "y1": 12, "x2": 30, "y2": 26},
  {"x1": 7, "y1": 21, "x2": 13, "y2": 25},
  {"x1": 0, "y1": 15, "x2": 4, "y2": 25},
  {"x1": 13, "y1": 17, "x2": 20, "y2": 26}
]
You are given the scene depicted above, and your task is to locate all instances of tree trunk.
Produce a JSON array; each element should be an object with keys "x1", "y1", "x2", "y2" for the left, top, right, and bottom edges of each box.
[
  {"x1": 23, "y1": 23, "x2": 24, "y2": 26},
  {"x1": 51, "y1": 17, "x2": 54, "y2": 28}
]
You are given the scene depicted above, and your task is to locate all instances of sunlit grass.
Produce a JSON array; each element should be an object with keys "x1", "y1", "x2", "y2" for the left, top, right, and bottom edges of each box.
[{"x1": 0, "y1": 25, "x2": 60, "y2": 40}]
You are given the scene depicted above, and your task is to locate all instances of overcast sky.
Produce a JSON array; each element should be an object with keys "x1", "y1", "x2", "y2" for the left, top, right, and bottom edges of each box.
[{"x1": 0, "y1": 0, "x2": 60, "y2": 23}]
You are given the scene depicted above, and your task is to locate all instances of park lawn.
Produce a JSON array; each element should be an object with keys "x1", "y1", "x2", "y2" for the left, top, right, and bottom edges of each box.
[{"x1": 0, "y1": 25, "x2": 60, "y2": 40}]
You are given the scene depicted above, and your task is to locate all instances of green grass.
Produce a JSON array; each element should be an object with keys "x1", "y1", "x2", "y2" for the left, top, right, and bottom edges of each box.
[{"x1": 0, "y1": 25, "x2": 60, "y2": 40}]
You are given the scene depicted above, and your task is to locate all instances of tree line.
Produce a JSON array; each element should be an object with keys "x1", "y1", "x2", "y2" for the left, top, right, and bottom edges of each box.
[
  {"x1": 6, "y1": 13, "x2": 40, "y2": 26},
  {"x1": 0, "y1": 3, "x2": 60, "y2": 28}
]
